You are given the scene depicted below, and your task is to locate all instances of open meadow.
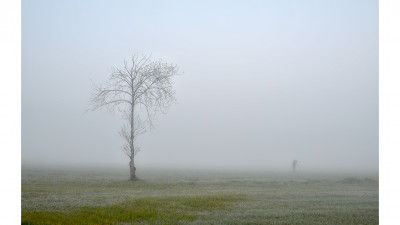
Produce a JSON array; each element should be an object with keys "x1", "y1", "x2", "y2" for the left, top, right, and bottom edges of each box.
[{"x1": 21, "y1": 167, "x2": 378, "y2": 225}]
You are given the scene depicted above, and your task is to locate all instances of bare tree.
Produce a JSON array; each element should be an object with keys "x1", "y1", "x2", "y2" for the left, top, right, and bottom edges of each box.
[{"x1": 90, "y1": 53, "x2": 179, "y2": 180}]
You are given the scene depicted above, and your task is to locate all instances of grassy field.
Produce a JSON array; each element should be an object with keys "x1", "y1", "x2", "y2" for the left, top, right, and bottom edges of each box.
[{"x1": 21, "y1": 167, "x2": 378, "y2": 224}]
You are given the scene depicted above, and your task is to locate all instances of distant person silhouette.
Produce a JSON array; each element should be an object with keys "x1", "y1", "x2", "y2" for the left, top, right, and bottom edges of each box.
[{"x1": 292, "y1": 160, "x2": 298, "y2": 173}]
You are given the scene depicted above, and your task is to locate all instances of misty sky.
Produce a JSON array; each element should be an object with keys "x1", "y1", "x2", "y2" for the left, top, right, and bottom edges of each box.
[{"x1": 22, "y1": 0, "x2": 378, "y2": 172}]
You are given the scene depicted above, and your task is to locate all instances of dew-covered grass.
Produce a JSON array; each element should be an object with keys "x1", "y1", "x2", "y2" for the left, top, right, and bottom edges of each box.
[{"x1": 21, "y1": 167, "x2": 378, "y2": 224}]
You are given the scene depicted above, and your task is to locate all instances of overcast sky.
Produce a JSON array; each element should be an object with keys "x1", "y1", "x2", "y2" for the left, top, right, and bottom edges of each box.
[{"x1": 22, "y1": 0, "x2": 378, "y2": 173}]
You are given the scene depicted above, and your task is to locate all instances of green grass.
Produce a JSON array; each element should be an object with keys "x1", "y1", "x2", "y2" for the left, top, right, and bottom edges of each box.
[{"x1": 22, "y1": 194, "x2": 244, "y2": 225}]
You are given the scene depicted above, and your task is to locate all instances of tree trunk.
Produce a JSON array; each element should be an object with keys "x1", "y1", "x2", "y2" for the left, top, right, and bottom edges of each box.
[
  {"x1": 129, "y1": 159, "x2": 136, "y2": 180},
  {"x1": 129, "y1": 101, "x2": 136, "y2": 181}
]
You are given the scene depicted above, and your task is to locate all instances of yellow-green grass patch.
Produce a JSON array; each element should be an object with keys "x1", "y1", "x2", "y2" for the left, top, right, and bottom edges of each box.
[{"x1": 22, "y1": 194, "x2": 244, "y2": 225}]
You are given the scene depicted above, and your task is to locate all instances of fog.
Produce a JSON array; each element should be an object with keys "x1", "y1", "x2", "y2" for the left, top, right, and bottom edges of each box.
[{"x1": 22, "y1": 0, "x2": 378, "y2": 174}]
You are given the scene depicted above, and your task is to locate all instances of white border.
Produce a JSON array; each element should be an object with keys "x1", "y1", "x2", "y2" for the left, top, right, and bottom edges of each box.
[
  {"x1": 0, "y1": 0, "x2": 21, "y2": 223},
  {"x1": 380, "y1": 0, "x2": 400, "y2": 224}
]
